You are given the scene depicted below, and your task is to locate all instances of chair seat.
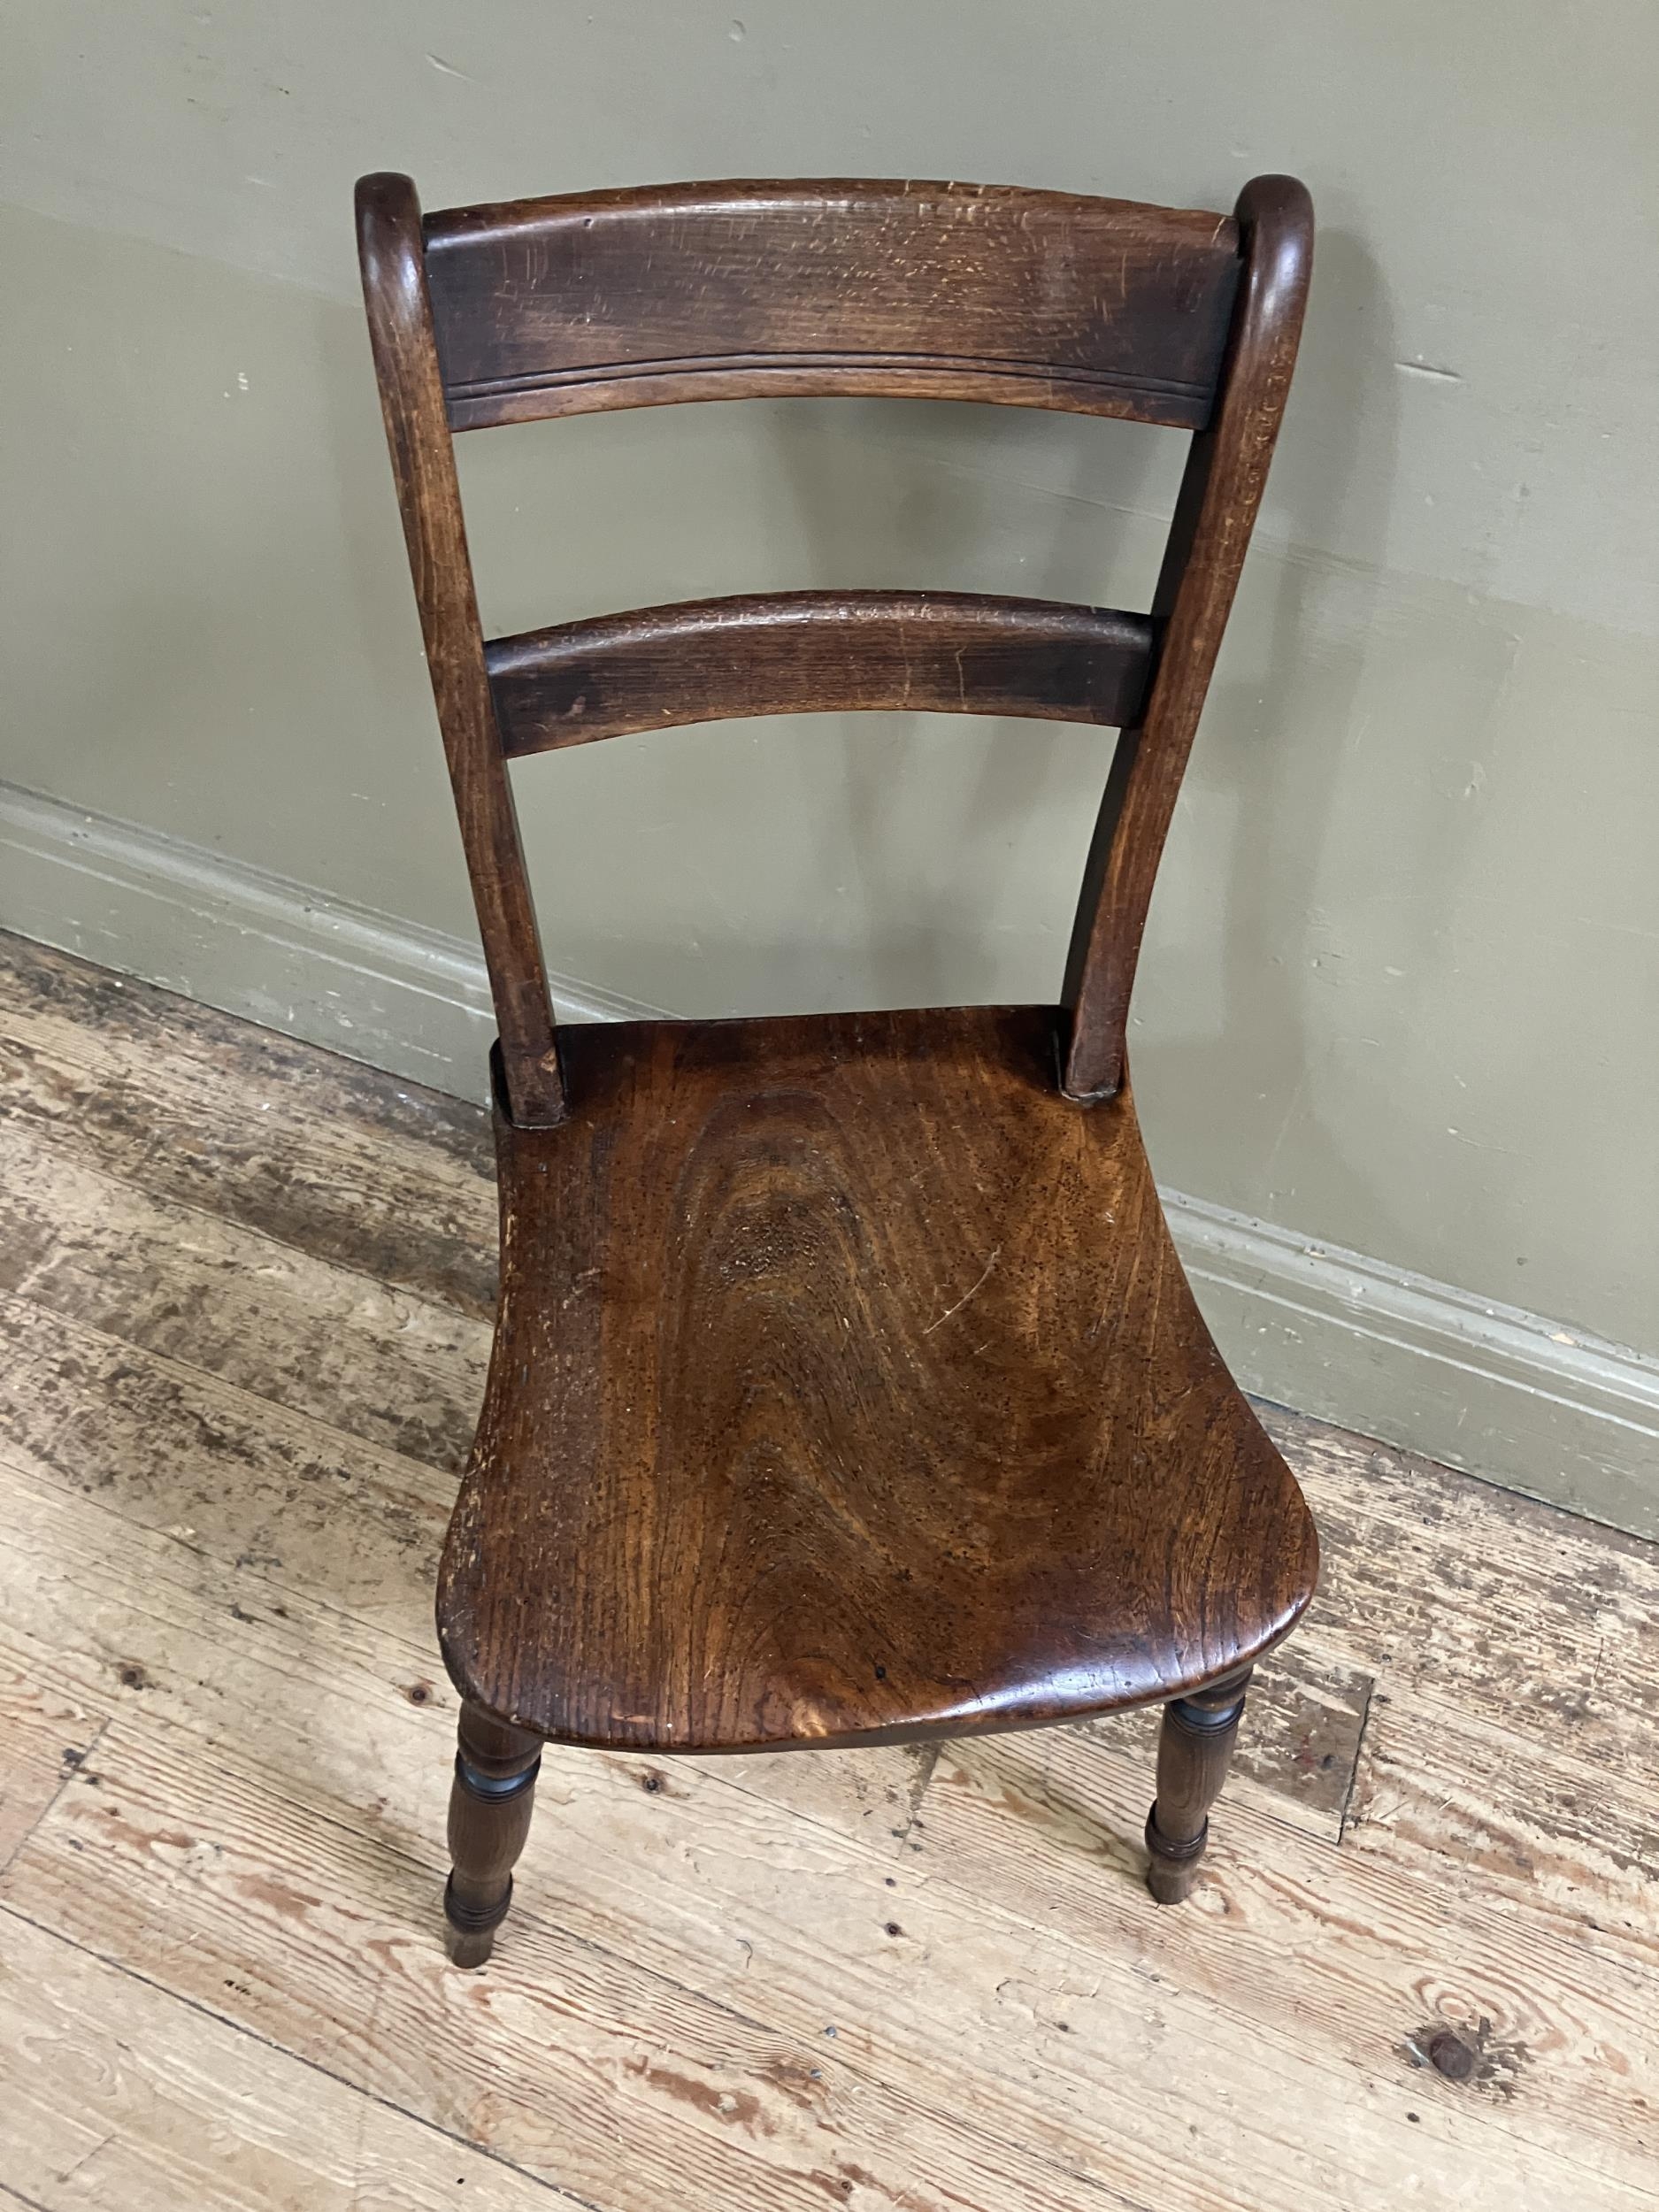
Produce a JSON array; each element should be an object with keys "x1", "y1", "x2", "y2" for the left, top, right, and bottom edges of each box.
[{"x1": 438, "y1": 1006, "x2": 1317, "y2": 1753}]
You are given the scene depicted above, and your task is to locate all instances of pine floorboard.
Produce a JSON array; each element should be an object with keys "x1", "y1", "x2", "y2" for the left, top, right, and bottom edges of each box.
[{"x1": 0, "y1": 930, "x2": 1655, "y2": 2210}]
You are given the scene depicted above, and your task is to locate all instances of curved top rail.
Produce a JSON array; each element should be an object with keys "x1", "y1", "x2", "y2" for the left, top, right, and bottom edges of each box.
[{"x1": 422, "y1": 178, "x2": 1242, "y2": 431}]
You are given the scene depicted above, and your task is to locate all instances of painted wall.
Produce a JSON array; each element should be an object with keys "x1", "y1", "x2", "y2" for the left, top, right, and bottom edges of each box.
[{"x1": 3, "y1": 4, "x2": 1656, "y2": 1500}]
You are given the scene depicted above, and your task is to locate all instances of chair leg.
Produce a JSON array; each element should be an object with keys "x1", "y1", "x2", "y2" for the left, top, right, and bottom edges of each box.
[
  {"x1": 443, "y1": 1700, "x2": 542, "y2": 1967},
  {"x1": 1144, "y1": 1665, "x2": 1254, "y2": 1905}
]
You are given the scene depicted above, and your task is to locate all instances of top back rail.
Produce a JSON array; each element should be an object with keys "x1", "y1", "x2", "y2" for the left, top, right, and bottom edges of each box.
[
  {"x1": 357, "y1": 172, "x2": 1311, "y2": 1129},
  {"x1": 422, "y1": 180, "x2": 1242, "y2": 431}
]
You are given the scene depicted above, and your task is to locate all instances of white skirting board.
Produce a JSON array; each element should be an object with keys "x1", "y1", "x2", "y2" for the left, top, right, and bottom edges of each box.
[
  {"x1": 1171, "y1": 1198, "x2": 1659, "y2": 1543},
  {"x1": 0, "y1": 780, "x2": 668, "y2": 1079},
  {"x1": 4, "y1": 775, "x2": 1655, "y2": 1541}
]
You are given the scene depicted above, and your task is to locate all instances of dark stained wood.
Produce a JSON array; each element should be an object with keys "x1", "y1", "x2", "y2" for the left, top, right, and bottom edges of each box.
[
  {"x1": 422, "y1": 180, "x2": 1242, "y2": 431},
  {"x1": 357, "y1": 166, "x2": 1310, "y2": 1129},
  {"x1": 1144, "y1": 1666, "x2": 1255, "y2": 1904},
  {"x1": 488, "y1": 591, "x2": 1155, "y2": 755},
  {"x1": 439, "y1": 1010, "x2": 1317, "y2": 1753},
  {"x1": 356, "y1": 173, "x2": 567, "y2": 1128},
  {"x1": 1062, "y1": 175, "x2": 1313, "y2": 1100},
  {"x1": 355, "y1": 167, "x2": 1320, "y2": 1955},
  {"x1": 443, "y1": 1700, "x2": 542, "y2": 1969}
]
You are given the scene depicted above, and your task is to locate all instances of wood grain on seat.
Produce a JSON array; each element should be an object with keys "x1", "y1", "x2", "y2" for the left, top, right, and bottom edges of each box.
[{"x1": 439, "y1": 1007, "x2": 1317, "y2": 1753}]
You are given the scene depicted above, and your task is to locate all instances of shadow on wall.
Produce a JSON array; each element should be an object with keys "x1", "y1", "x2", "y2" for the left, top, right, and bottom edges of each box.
[
  {"x1": 1134, "y1": 227, "x2": 1409, "y2": 1247},
  {"x1": 772, "y1": 389, "x2": 1166, "y2": 1016},
  {"x1": 488, "y1": 231, "x2": 1402, "y2": 1164},
  {"x1": 480, "y1": 390, "x2": 1161, "y2": 1023},
  {"x1": 1135, "y1": 225, "x2": 1540, "y2": 1298}
]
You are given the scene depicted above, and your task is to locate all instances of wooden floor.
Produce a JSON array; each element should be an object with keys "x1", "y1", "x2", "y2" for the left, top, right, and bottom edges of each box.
[{"x1": 0, "y1": 933, "x2": 1655, "y2": 2212}]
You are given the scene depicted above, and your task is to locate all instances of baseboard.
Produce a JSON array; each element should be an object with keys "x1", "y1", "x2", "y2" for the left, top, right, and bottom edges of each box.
[
  {"x1": 4, "y1": 775, "x2": 1655, "y2": 1540},
  {"x1": 1166, "y1": 1195, "x2": 1659, "y2": 1542},
  {"x1": 0, "y1": 779, "x2": 664, "y2": 1094}
]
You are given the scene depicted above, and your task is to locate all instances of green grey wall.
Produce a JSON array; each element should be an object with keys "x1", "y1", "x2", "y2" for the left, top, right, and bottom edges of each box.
[{"x1": 3, "y1": 3, "x2": 1656, "y2": 1525}]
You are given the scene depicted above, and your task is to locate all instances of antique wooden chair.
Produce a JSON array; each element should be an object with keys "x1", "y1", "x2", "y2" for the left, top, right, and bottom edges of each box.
[{"x1": 356, "y1": 169, "x2": 1319, "y2": 1967}]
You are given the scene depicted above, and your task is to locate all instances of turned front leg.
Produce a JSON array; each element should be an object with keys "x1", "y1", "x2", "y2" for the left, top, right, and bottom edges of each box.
[
  {"x1": 444, "y1": 1700, "x2": 543, "y2": 1967},
  {"x1": 1144, "y1": 1666, "x2": 1253, "y2": 1905}
]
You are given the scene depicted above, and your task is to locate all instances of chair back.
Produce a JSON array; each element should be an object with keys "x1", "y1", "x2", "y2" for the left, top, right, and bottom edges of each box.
[{"x1": 357, "y1": 171, "x2": 1311, "y2": 1125}]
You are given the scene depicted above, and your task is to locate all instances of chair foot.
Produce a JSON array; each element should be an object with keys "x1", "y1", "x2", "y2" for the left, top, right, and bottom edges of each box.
[
  {"x1": 1145, "y1": 1809, "x2": 1210, "y2": 1905},
  {"x1": 443, "y1": 1871, "x2": 515, "y2": 1968},
  {"x1": 443, "y1": 1700, "x2": 542, "y2": 1967},
  {"x1": 1144, "y1": 1666, "x2": 1252, "y2": 1906}
]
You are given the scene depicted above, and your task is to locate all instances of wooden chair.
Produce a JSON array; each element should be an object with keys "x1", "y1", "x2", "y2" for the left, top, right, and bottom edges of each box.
[{"x1": 356, "y1": 170, "x2": 1319, "y2": 1967}]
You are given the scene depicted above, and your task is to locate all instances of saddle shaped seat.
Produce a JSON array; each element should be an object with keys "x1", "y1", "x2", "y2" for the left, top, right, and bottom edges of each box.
[{"x1": 440, "y1": 1005, "x2": 1317, "y2": 1753}]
